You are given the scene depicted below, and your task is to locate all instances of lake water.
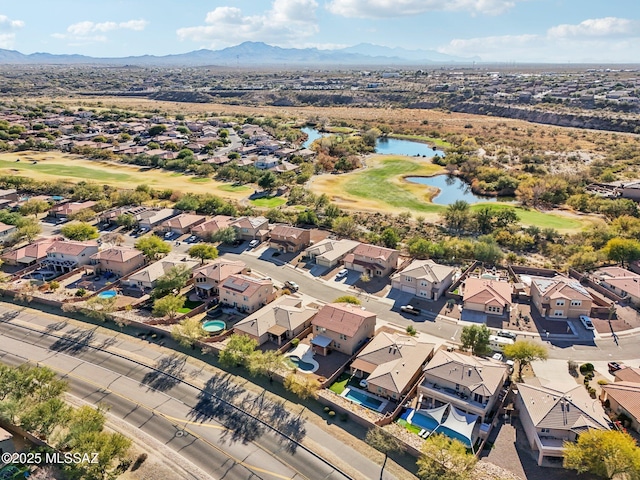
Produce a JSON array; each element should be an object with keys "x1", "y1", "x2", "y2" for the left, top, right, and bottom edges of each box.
[
  {"x1": 406, "y1": 175, "x2": 506, "y2": 205},
  {"x1": 301, "y1": 127, "x2": 443, "y2": 157}
]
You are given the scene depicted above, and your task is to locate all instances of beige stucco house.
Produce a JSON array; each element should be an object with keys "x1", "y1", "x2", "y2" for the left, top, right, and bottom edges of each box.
[
  {"x1": 230, "y1": 216, "x2": 269, "y2": 241},
  {"x1": 269, "y1": 225, "x2": 311, "y2": 253},
  {"x1": 219, "y1": 274, "x2": 275, "y2": 314},
  {"x1": 593, "y1": 266, "x2": 640, "y2": 307},
  {"x1": 311, "y1": 303, "x2": 376, "y2": 356},
  {"x1": 530, "y1": 276, "x2": 592, "y2": 319},
  {"x1": 88, "y1": 246, "x2": 146, "y2": 277},
  {"x1": 343, "y1": 244, "x2": 399, "y2": 278},
  {"x1": 161, "y1": 213, "x2": 207, "y2": 235},
  {"x1": 192, "y1": 258, "x2": 247, "y2": 297},
  {"x1": 304, "y1": 238, "x2": 361, "y2": 268},
  {"x1": 43, "y1": 240, "x2": 99, "y2": 273},
  {"x1": 462, "y1": 277, "x2": 512, "y2": 316},
  {"x1": 391, "y1": 259, "x2": 456, "y2": 301}
]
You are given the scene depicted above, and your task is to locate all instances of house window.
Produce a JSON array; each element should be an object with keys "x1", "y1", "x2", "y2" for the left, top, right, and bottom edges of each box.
[
  {"x1": 455, "y1": 384, "x2": 460, "y2": 391},
  {"x1": 570, "y1": 300, "x2": 582, "y2": 306},
  {"x1": 243, "y1": 296, "x2": 248, "y2": 301},
  {"x1": 553, "y1": 310, "x2": 564, "y2": 317},
  {"x1": 420, "y1": 281, "x2": 428, "y2": 287},
  {"x1": 339, "y1": 334, "x2": 347, "y2": 340},
  {"x1": 405, "y1": 276, "x2": 413, "y2": 282},
  {"x1": 541, "y1": 428, "x2": 550, "y2": 433},
  {"x1": 377, "y1": 387, "x2": 383, "y2": 393},
  {"x1": 376, "y1": 270, "x2": 382, "y2": 275},
  {"x1": 556, "y1": 300, "x2": 565, "y2": 306}
]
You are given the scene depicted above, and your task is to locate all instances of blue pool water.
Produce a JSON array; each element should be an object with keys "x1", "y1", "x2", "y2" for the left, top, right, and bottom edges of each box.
[
  {"x1": 401, "y1": 408, "x2": 472, "y2": 446},
  {"x1": 202, "y1": 320, "x2": 226, "y2": 333},
  {"x1": 287, "y1": 355, "x2": 315, "y2": 371},
  {"x1": 343, "y1": 388, "x2": 383, "y2": 411},
  {"x1": 407, "y1": 410, "x2": 440, "y2": 431},
  {"x1": 98, "y1": 290, "x2": 117, "y2": 299}
]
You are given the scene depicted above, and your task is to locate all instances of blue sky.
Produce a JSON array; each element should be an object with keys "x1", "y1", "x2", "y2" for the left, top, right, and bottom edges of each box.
[{"x1": 0, "y1": 0, "x2": 638, "y2": 62}]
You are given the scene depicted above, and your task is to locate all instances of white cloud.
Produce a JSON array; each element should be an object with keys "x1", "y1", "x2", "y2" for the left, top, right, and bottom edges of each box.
[
  {"x1": 548, "y1": 17, "x2": 636, "y2": 38},
  {"x1": 177, "y1": 0, "x2": 319, "y2": 48},
  {"x1": 438, "y1": 18, "x2": 640, "y2": 62},
  {"x1": 326, "y1": 0, "x2": 520, "y2": 18},
  {"x1": 0, "y1": 14, "x2": 25, "y2": 49},
  {"x1": 53, "y1": 19, "x2": 148, "y2": 44}
]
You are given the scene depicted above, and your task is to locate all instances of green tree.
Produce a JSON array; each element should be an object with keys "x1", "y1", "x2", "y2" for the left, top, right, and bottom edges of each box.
[
  {"x1": 152, "y1": 294, "x2": 185, "y2": 319},
  {"x1": 473, "y1": 206, "x2": 495, "y2": 234},
  {"x1": 218, "y1": 334, "x2": 258, "y2": 368},
  {"x1": 82, "y1": 295, "x2": 117, "y2": 322},
  {"x1": 333, "y1": 216, "x2": 359, "y2": 239},
  {"x1": 474, "y1": 237, "x2": 503, "y2": 265},
  {"x1": 258, "y1": 171, "x2": 277, "y2": 190},
  {"x1": 115, "y1": 213, "x2": 136, "y2": 229},
  {"x1": 188, "y1": 244, "x2": 219, "y2": 264},
  {"x1": 283, "y1": 373, "x2": 319, "y2": 400},
  {"x1": 148, "y1": 124, "x2": 167, "y2": 136},
  {"x1": 18, "y1": 223, "x2": 42, "y2": 242},
  {"x1": 19, "y1": 199, "x2": 50, "y2": 217},
  {"x1": 171, "y1": 316, "x2": 207, "y2": 348},
  {"x1": 206, "y1": 226, "x2": 237, "y2": 244},
  {"x1": 152, "y1": 264, "x2": 191, "y2": 298},
  {"x1": 247, "y1": 350, "x2": 285, "y2": 381},
  {"x1": 135, "y1": 235, "x2": 171, "y2": 260},
  {"x1": 460, "y1": 324, "x2": 491, "y2": 356},
  {"x1": 563, "y1": 429, "x2": 640, "y2": 480},
  {"x1": 20, "y1": 397, "x2": 72, "y2": 439},
  {"x1": 503, "y1": 340, "x2": 548, "y2": 381},
  {"x1": 380, "y1": 227, "x2": 400, "y2": 249},
  {"x1": 442, "y1": 200, "x2": 470, "y2": 233},
  {"x1": 67, "y1": 430, "x2": 131, "y2": 480},
  {"x1": 417, "y1": 433, "x2": 477, "y2": 480},
  {"x1": 365, "y1": 427, "x2": 404, "y2": 480},
  {"x1": 60, "y1": 222, "x2": 99, "y2": 241},
  {"x1": 333, "y1": 295, "x2": 361, "y2": 305},
  {"x1": 602, "y1": 238, "x2": 640, "y2": 267}
]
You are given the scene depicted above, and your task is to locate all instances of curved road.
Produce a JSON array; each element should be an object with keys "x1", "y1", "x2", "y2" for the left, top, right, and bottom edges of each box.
[{"x1": 0, "y1": 311, "x2": 384, "y2": 480}]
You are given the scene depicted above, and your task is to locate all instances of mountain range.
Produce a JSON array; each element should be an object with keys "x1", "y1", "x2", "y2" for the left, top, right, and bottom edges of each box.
[{"x1": 0, "y1": 42, "x2": 478, "y2": 67}]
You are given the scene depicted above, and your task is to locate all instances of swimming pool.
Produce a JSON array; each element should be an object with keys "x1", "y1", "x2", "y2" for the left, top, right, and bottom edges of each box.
[
  {"x1": 288, "y1": 355, "x2": 315, "y2": 372},
  {"x1": 98, "y1": 290, "x2": 117, "y2": 299},
  {"x1": 401, "y1": 408, "x2": 473, "y2": 446},
  {"x1": 407, "y1": 410, "x2": 440, "y2": 431},
  {"x1": 202, "y1": 320, "x2": 226, "y2": 333},
  {"x1": 342, "y1": 388, "x2": 384, "y2": 411}
]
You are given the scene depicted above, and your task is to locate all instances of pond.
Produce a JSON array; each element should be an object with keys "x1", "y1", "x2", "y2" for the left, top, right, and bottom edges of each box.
[
  {"x1": 301, "y1": 127, "x2": 443, "y2": 157},
  {"x1": 406, "y1": 175, "x2": 512, "y2": 205}
]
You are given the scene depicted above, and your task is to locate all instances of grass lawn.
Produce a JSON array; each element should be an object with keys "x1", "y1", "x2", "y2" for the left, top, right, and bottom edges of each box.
[
  {"x1": 329, "y1": 373, "x2": 350, "y2": 394},
  {"x1": 324, "y1": 126, "x2": 355, "y2": 134},
  {"x1": 183, "y1": 298, "x2": 203, "y2": 309},
  {"x1": 218, "y1": 184, "x2": 252, "y2": 193},
  {"x1": 469, "y1": 203, "x2": 585, "y2": 231},
  {"x1": 397, "y1": 418, "x2": 422, "y2": 435},
  {"x1": 389, "y1": 133, "x2": 452, "y2": 148},
  {"x1": 0, "y1": 151, "x2": 249, "y2": 200},
  {"x1": 250, "y1": 196, "x2": 287, "y2": 208}
]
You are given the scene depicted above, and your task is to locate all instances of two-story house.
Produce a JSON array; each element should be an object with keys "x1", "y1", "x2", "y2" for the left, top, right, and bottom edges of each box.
[
  {"x1": 219, "y1": 274, "x2": 275, "y2": 314},
  {"x1": 0, "y1": 222, "x2": 17, "y2": 243},
  {"x1": 192, "y1": 258, "x2": 247, "y2": 297},
  {"x1": 88, "y1": 246, "x2": 146, "y2": 277},
  {"x1": 304, "y1": 238, "x2": 361, "y2": 268},
  {"x1": 190, "y1": 215, "x2": 233, "y2": 239},
  {"x1": 517, "y1": 382, "x2": 609, "y2": 466},
  {"x1": 310, "y1": 303, "x2": 376, "y2": 356},
  {"x1": 161, "y1": 213, "x2": 207, "y2": 235},
  {"x1": 462, "y1": 278, "x2": 512, "y2": 317},
  {"x1": 350, "y1": 332, "x2": 434, "y2": 401},
  {"x1": 123, "y1": 255, "x2": 198, "y2": 291},
  {"x1": 391, "y1": 259, "x2": 456, "y2": 301},
  {"x1": 137, "y1": 208, "x2": 179, "y2": 230},
  {"x1": 268, "y1": 225, "x2": 311, "y2": 253},
  {"x1": 233, "y1": 296, "x2": 317, "y2": 346},
  {"x1": 230, "y1": 216, "x2": 270, "y2": 241},
  {"x1": 43, "y1": 240, "x2": 99, "y2": 273},
  {"x1": 530, "y1": 276, "x2": 592, "y2": 319},
  {"x1": 419, "y1": 350, "x2": 509, "y2": 423},
  {"x1": 1, "y1": 237, "x2": 62, "y2": 267},
  {"x1": 343, "y1": 244, "x2": 399, "y2": 278},
  {"x1": 593, "y1": 266, "x2": 640, "y2": 307}
]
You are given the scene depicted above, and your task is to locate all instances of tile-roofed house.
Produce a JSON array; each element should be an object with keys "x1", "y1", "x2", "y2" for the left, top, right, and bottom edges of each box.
[
  {"x1": 192, "y1": 258, "x2": 247, "y2": 297},
  {"x1": 304, "y1": 238, "x2": 361, "y2": 268},
  {"x1": 311, "y1": 303, "x2": 376, "y2": 356},
  {"x1": 391, "y1": 259, "x2": 456, "y2": 301},
  {"x1": 233, "y1": 296, "x2": 318, "y2": 346},
  {"x1": 601, "y1": 382, "x2": 640, "y2": 432},
  {"x1": 219, "y1": 274, "x2": 275, "y2": 314},
  {"x1": 593, "y1": 266, "x2": 640, "y2": 307},
  {"x1": 269, "y1": 225, "x2": 311, "y2": 253},
  {"x1": 530, "y1": 275, "x2": 592, "y2": 319},
  {"x1": 123, "y1": 255, "x2": 198, "y2": 290},
  {"x1": 343, "y1": 244, "x2": 400, "y2": 278},
  {"x1": 1, "y1": 236, "x2": 62, "y2": 266},
  {"x1": 88, "y1": 246, "x2": 146, "y2": 277},
  {"x1": 419, "y1": 350, "x2": 509, "y2": 423},
  {"x1": 99, "y1": 206, "x2": 148, "y2": 225},
  {"x1": 49, "y1": 201, "x2": 96, "y2": 219},
  {"x1": 351, "y1": 332, "x2": 434, "y2": 400},
  {"x1": 0, "y1": 222, "x2": 17, "y2": 243},
  {"x1": 43, "y1": 240, "x2": 99, "y2": 273},
  {"x1": 517, "y1": 382, "x2": 609, "y2": 465},
  {"x1": 190, "y1": 215, "x2": 233, "y2": 239},
  {"x1": 161, "y1": 213, "x2": 207, "y2": 235},
  {"x1": 615, "y1": 367, "x2": 640, "y2": 383},
  {"x1": 137, "y1": 208, "x2": 179, "y2": 230},
  {"x1": 462, "y1": 277, "x2": 512, "y2": 316},
  {"x1": 230, "y1": 216, "x2": 269, "y2": 241}
]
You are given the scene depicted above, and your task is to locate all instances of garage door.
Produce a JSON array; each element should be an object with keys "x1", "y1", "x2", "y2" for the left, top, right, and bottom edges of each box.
[{"x1": 401, "y1": 285, "x2": 416, "y2": 294}]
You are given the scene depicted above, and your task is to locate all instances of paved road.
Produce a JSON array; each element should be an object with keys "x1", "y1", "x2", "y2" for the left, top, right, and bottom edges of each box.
[{"x1": 0, "y1": 310, "x2": 386, "y2": 480}]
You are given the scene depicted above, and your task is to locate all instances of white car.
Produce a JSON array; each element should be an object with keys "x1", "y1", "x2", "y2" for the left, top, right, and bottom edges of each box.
[
  {"x1": 335, "y1": 268, "x2": 348, "y2": 280},
  {"x1": 164, "y1": 231, "x2": 173, "y2": 239},
  {"x1": 249, "y1": 239, "x2": 260, "y2": 248},
  {"x1": 580, "y1": 315, "x2": 595, "y2": 330}
]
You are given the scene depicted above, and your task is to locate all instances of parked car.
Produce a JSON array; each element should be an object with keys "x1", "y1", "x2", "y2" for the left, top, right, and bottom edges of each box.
[
  {"x1": 580, "y1": 315, "x2": 595, "y2": 330},
  {"x1": 335, "y1": 268, "x2": 348, "y2": 280},
  {"x1": 400, "y1": 305, "x2": 421, "y2": 316},
  {"x1": 608, "y1": 361, "x2": 625, "y2": 372},
  {"x1": 249, "y1": 239, "x2": 260, "y2": 248},
  {"x1": 492, "y1": 352, "x2": 505, "y2": 362},
  {"x1": 284, "y1": 281, "x2": 299, "y2": 292},
  {"x1": 164, "y1": 231, "x2": 173, "y2": 239},
  {"x1": 187, "y1": 235, "x2": 198, "y2": 243},
  {"x1": 496, "y1": 330, "x2": 517, "y2": 340}
]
